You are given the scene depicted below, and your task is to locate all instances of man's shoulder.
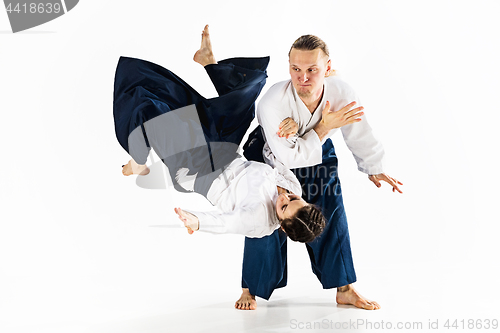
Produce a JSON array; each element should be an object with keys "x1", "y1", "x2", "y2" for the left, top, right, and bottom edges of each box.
[
  {"x1": 325, "y1": 76, "x2": 357, "y2": 98},
  {"x1": 259, "y1": 79, "x2": 293, "y2": 107}
]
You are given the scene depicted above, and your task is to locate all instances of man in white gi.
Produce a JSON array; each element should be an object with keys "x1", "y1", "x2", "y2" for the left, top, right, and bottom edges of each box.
[
  {"x1": 118, "y1": 25, "x2": 328, "y2": 241},
  {"x1": 235, "y1": 34, "x2": 403, "y2": 310}
]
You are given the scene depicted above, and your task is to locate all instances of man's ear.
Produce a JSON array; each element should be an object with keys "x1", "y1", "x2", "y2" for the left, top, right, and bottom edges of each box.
[{"x1": 325, "y1": 59, "x2": 332, "y2": 76}]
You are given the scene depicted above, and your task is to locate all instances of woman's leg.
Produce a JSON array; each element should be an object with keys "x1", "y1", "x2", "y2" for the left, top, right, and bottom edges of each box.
[
  {"x1": 113, "y1": 55, "x2": 207, "y2": 177},
  {"x1": 122, "y1": 158, "x2": 150, "y2": 176},
  {"x1": 114, "y1": 26, "x2": 268, "y2": 195},
  {"x1": 193, "y1": 25, "x2": 217, "y2": 67},
  {"x1": 193, "y1": 25, "x2": 269, "y2": 146}
]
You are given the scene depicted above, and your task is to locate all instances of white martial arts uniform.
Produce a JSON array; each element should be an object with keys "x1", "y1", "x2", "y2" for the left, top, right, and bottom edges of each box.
[
  {"x1": 258, "y1": 76, "x2": 385, "y2": 174},
  {"x1": 186, "y1": 158, "x2": 302, "y2": 238}
]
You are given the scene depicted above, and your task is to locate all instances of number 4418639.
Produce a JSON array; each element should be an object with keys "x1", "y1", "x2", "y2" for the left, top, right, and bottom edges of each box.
[
  {"x1": 444, "y1": 319, "x2": 498, "y2": 330},
  {"x1": 5, "y1": 3, "x2": 62, "y2": 14}
]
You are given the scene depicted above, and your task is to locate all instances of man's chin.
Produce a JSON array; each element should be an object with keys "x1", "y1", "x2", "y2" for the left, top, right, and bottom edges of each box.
[{"x1": 297, "y1": 90, "x2": 312, "y2": 98}]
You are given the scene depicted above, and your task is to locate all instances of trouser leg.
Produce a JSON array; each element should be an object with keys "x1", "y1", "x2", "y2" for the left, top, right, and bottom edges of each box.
[
  {"x1": 201, "y1": 57, "x2": 269, "y2": 146},
  {"x1": 113, "y1": 57, "x2": 206, "y2": 164},
  {"x1": 113, "y1": 56, "x2": 268, "y2": 195},
  {"x1": 204, "y1": 57, "x2": 270, "y2": 96},
  {"x1": 241, "y1": 228, "x2": 288, "y2": 300},
  {"x1": 293, "y1": 139, "x2": 357, "y2": 288}
]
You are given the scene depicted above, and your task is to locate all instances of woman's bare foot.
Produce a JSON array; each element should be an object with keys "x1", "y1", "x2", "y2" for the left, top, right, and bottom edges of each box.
[
  {"x1": 336, "y1": 284, "x2": 380, "y2": 310},
  {"x1": 193, "y1": 25, "x2": 217, "y2": 67},
  {"x1": 122, "y1": 159, "x2": 150, "y2": 176},
  {"x1": 235, "y1": 288, "x2": 257, "y2": 310}
]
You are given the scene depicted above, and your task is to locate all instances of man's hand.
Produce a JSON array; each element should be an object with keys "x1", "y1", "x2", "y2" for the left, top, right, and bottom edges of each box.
[
  {"x1": 174, "y1": 207, "x2": 200, "y2": 234},
  {"x1": 277, "y1": 117, "x2": 298, "y2": 139},
  {"x1": 322, "y1": 101, "x2": 364, "y2": 129},
  {"x1": 314, "y1": 101, "x2": 364, "y2": 141},
  {"x1": 368, "y1": 174, "x2": 403, "y2": 193}
]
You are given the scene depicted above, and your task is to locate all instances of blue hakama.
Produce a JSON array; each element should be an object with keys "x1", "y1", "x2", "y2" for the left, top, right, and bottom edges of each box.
[
  {"x1": 242, "y1": 132, "x2": 357, "y2": 299},
  {"x1": 113, "y1": 56, "x2": 269, "y2": 196}
]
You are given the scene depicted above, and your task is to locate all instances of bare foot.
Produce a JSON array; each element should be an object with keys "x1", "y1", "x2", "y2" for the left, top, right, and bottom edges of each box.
[
  {"x1": 336, "y1": 284, "x2": 380, "y2": 310},
  {"x1": 193, "y1": 25, "x2": 217, "y2": 67},
  {"x1": 235, "y1": 288, "x2": 257, "y2": 310},
  {"x1": 122, "y1": 159, "x2": 150, "y2": 176}
]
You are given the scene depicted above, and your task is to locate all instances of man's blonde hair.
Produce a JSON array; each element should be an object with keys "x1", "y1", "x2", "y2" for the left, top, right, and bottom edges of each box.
[
  {"x1": 289, "y1": 35, "x2": 336, "y2": 76},
  {"x1": 288, "y1": 34, "x2": 329, "y2": 58}
]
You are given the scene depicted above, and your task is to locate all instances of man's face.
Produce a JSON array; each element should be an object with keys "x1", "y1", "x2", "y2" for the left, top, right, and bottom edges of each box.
[{"x1": 289, "y1": 48, "x2": 331, "y2": 100}]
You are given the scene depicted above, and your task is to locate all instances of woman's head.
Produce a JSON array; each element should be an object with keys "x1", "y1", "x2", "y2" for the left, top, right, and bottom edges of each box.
[{"x1": 275, "y1": 193, "x2": 326, "y2": 243}]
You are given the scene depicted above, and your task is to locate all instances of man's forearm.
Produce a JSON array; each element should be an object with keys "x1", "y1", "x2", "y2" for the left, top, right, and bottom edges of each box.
[{"x1": 313, "y1": 121, "x2": 330, "y2": 141}]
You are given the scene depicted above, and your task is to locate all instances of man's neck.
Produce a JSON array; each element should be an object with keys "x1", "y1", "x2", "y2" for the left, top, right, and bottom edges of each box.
[{"x1": 300, "y1": 88, "x2": 324, "y2": 114}]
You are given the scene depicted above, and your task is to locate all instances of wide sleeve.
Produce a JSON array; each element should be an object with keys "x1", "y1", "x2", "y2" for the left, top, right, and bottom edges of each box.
[
  {"x1": 257, "y1": 102, "x2": 323, "y2": 169},
  {"x1": 273, "y1": 162, "x2": 303, "y2": 196},
  {"x1": 184, "y1": 203, "x2": 275, "y2": 237},
  {"x1": 333, "y1": 84, "x2": 385, "y2": 175}
]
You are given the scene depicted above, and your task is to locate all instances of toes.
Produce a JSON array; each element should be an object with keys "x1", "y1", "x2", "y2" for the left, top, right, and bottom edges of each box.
[
  {"x1": 361, "y1": 300, "x2": 381, "y2": 310},
  {"x1": 235, "y1": 298, "x2": 256, "y2": 310},
  {"x1": 355, "y1": 299, "x2": 373, "y2": 310},
  {"x1": 362, "y1": 302, "x2": 375, "y2": 310},
  {"x1": 365, "y1": 300, "x2": 380, "y2": 310}
]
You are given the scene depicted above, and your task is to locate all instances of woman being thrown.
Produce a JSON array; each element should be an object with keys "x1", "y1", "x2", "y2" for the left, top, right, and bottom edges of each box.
[{"x1": 114, "y1": 25, "x2": 327, "y2": 242}]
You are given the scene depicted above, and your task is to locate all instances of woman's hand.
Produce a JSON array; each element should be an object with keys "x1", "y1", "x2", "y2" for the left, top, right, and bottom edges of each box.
[
  {"x1": 277, "y1": 117, "x2": 299, "y2": 139},
  {"x1": 174, "y1": 207, "x2": 200, "y2": 234}
]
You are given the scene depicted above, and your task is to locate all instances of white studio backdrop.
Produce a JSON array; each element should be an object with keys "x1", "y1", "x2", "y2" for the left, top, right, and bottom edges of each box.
[{"x1": 1, "y1": 0, "x2": 499, "y2": 332}]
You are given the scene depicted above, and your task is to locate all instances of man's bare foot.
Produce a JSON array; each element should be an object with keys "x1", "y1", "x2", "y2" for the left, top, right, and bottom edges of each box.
[
  {"x1": 193, "y1": 25, "x2": 217, "y2": 67},
  {"x1": 122, "y1": 159, "x2": 150, "y2": 176},
  {"x1": 235, "y1": 288, "x2": 257, "y2": 310},
  {"x1": 336, "y1": 284, "x2": 380, "y2": 310}
]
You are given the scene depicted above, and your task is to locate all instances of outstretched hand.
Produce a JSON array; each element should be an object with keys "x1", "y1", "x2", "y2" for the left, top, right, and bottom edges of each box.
[
  {"x1": 174, "y1": 207, "x2": 200, "y2": 234},
  {"x1": 368, "y1": 174, "x2": 403, "y2": 193}
]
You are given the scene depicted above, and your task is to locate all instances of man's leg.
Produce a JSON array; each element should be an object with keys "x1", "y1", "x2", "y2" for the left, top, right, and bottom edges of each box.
[
  {"x1": 235, "y1": 228, "x2": 288, "y2": 310},
  {"x1": 296, "y1": 139, "x2": 380, "y2": 310}
]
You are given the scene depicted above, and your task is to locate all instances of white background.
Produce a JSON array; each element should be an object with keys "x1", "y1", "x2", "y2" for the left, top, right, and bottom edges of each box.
[{"x1": 1, "y1": 1, "x2": 499, "y2": 332}]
